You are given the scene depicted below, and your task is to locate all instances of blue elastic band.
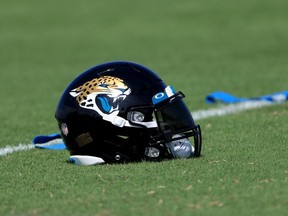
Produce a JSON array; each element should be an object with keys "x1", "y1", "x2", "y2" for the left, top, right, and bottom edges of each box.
[
  {"x1": 33, "y1": 133, "x2": 66, "y2": 150},
  {"x1": 36, "y1": 143, "x2": 66, "y2": 150},
  {"x1": 206, "y1": 90, "x2": 288, "y2": 104}
]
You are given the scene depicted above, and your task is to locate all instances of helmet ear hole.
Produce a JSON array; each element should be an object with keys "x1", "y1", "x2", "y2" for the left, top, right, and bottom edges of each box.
[{"x1": 129, "y1": 111, "x2": 145, "y2": 122}]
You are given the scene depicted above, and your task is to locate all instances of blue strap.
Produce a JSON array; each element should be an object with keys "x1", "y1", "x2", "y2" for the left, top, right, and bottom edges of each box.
[
  {"x1": 36, "y1": 143, "x2": 66, "y2": 150},
  {"x1": 206, "y1": 90, "x2": 288, "y2": 104},
  {"x1": 33, "y1": 133, "x2": 66, "y2": 150}
]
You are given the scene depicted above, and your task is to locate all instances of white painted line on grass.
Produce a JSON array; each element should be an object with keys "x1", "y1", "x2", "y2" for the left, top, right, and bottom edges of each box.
[
  {"x1": 192, "y1": 100, "x2": 274, "y2": 120},
  {"x1": 0, "y1": 144, "x2": 34, "y2": 156},
  {"x1": 0, "y1": 100, "x2": 280, "y2": 157}
]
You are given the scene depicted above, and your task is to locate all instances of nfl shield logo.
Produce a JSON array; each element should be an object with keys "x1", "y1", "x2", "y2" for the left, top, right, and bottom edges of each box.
[{"x1": 61, "y1": 123, "x2": 69, "y2": 136}]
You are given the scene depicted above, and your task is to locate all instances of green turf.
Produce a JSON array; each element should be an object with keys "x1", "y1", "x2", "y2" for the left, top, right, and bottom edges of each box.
[{"x1": 1, "y1": 0, "x2": 288, "y2": 215}]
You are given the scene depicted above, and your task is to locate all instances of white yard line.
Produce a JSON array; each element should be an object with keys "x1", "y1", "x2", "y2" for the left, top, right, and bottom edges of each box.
[
  {"x1": 0, "y1": 100, "x2": 279, "y2": 156},
  {"x1": 192, "y1": 100, "x2": 274, "y2": 120},
  {"x1": 0, "y1": 144, "x2": 34, "y2": 156}
]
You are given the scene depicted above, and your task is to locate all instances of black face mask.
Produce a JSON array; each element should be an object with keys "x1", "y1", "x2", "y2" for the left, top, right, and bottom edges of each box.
[{"x1": 128, "y1": 86, "x2": 202, "y2": 157}]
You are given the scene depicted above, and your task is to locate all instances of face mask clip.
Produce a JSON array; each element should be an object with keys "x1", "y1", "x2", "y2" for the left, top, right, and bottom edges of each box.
[{"x1": 163, "y1": 129, "x2": 173, "y2": 142}]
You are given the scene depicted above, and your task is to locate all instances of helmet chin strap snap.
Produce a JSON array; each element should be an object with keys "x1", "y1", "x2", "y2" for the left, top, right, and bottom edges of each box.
[{"x1": 144, "y1": 147, "x2": 160, "y2": 158}]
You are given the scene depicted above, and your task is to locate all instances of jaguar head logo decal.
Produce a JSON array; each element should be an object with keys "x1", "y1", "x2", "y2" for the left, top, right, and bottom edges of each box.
[{"x1": 70, "y1": 76, "x2": 131, "y2": 124}]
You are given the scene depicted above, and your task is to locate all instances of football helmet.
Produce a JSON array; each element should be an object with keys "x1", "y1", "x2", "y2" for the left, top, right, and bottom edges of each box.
[{"x1": 55, "y1": 61, "x2": 202, "y2": 164}]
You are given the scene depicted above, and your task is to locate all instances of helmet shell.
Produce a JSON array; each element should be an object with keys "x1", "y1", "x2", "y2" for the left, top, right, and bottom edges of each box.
[{"x1": 55, "y1": 61, "x2": 167, "y2": 163}]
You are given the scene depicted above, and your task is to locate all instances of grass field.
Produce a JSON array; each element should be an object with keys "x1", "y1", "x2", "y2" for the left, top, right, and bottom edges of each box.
[{"x1": 1, "y1": 0, "x2": 288, "y2": 215}]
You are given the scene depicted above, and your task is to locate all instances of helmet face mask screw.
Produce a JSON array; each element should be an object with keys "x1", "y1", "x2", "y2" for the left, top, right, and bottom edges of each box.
[{"x1": 115, "y1": 155, "x2": 121, "y2": 161}]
